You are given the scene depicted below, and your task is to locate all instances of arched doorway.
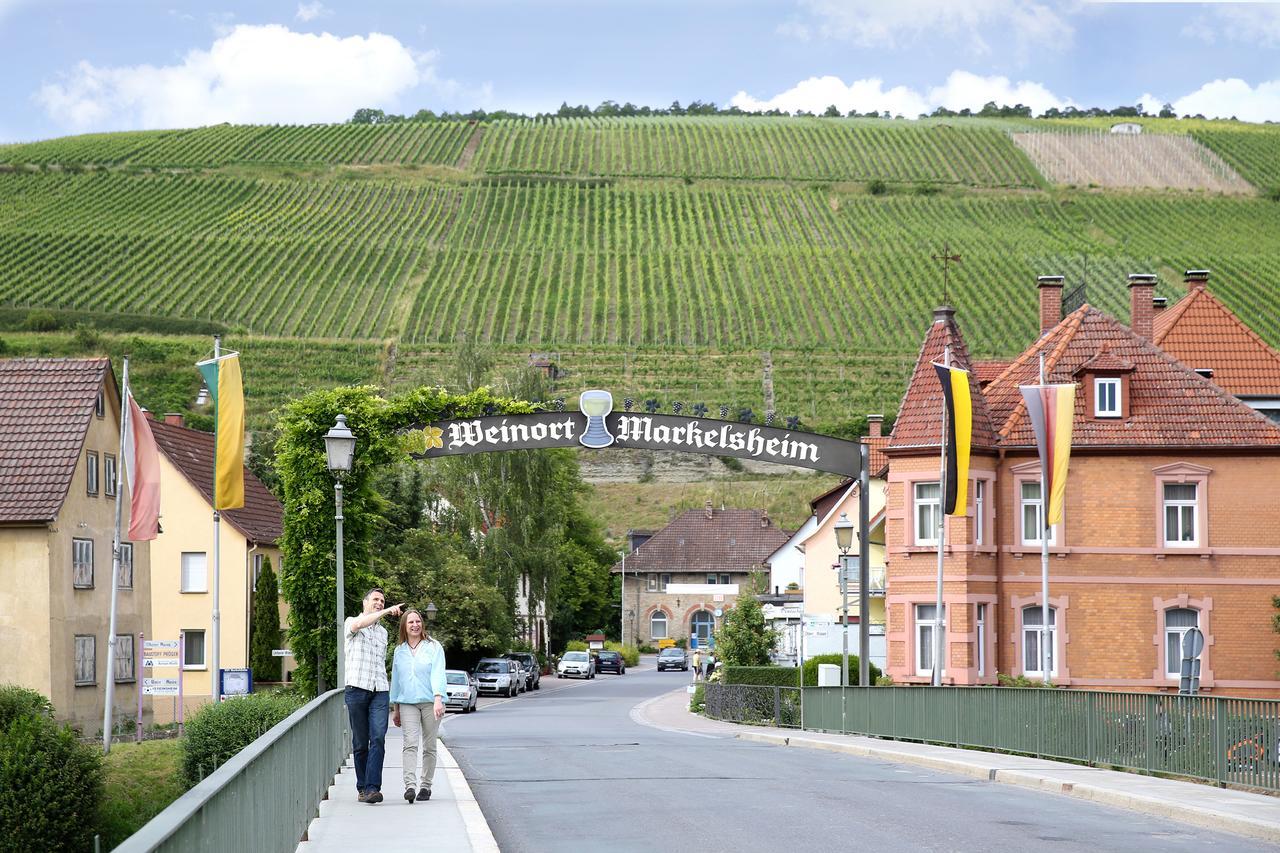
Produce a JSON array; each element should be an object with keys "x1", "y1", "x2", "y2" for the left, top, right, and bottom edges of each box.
[{"x1": 690, "y1": 610, "x2": 714, "y2": 648}]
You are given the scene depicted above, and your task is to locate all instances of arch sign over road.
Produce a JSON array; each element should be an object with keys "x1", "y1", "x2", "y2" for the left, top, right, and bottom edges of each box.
[{"x1": 406, "y1": 390, "x2": 863, "y2": 477}]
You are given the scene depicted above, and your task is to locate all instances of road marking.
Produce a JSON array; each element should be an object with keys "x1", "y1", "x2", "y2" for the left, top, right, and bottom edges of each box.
[
  {"x1": 437, "y1": 740, "x2": 500, "y2": 853},
  {"x1": 629, "y1": 689, "x2": 725, "y2": 739}
]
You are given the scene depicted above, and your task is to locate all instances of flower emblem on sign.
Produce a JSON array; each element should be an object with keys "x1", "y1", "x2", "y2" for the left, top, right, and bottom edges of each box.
[{"x1": 425, "y1": 426, "x2": 445, "y2": 449}]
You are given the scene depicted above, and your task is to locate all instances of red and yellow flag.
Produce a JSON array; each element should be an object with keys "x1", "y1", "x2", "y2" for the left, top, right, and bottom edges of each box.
[{"x1": 1019, "y1": 384, "x2": 1076, "y2": 525}]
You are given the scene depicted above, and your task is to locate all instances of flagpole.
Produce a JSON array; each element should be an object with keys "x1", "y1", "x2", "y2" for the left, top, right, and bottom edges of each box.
[
  {"x1": 933, "y1": 344, "x2": 949, "y2": 687},
  {"x1": 103, "y1": 356, "x2": 130, "y2": 754},
  {"x1": 1039, "y1": 353, "x2": 1051, "y2": 685},
  {"x1": 211, "y1": 335, "x2": 222, "y2": 703}
]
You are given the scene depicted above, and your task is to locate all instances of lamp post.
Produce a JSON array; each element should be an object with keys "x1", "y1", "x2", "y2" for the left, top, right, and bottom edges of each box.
[
  {"x1": 834, "y1": 512, "x2": 855, "y2": 688},
  {"x1": 324, "y1": 414, "x2": 356, "y2": 690}
]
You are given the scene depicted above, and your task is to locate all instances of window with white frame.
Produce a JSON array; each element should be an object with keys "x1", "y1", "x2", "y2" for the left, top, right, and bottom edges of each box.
[
  {"x1": 1163, "y1": 483, "x2": 1198, "y2": 547},
  {"x1": 184, "y1": 630, "x2": 206, "y2": 669},
  {"x1": 104, "y1": 453, "x2": 117, "y2": 497},
  {"x1": 114, "y1": 634, "x2": 135, "y2": 683},
  {"x1": 1020, "y1": 482, "x2": 1057, "y2": 546},
  {"x1": 976, "y1": 603, "x2": 987, "y2": 677},
  {"x1": 86, "y1": 450, "x2": 99, "y2": 496},
  {"x1": 181, "y1": 552, "x2": 208, "y2": 593},
  {"x1": 74, "y1": 635, "x2": 96, "y2": 685},
  {"x1": 915, "y1": 603, "x2": 946, "y2": 676},
  {"x1": 1095, "y1": 377, "x2": 1121, "y2": 417},
  {"x1": 647, "y1": 574, "x2": 658, "y2": 592},
  {"x1": 707, "y1": 574, "x2": 718, "y2": 585},
  {"x1": 720, "y1": 573, "x2": 730, "y2": 585},
  {"x1": 117, "y1": 542, "x2": 133, "y2": 589},
  {"x1": 914, "y1": 482, "x2": 941, "y2": 546},
  {"x1": 973, "y1": 480, "x2": 985, "y2": 545},
  {"x1": 660, "y1": 573, "x2": 671, "y2": 591},
  {"x1": 1164, "y1": 608, "x2": 1200, "y2": 677},
  {"x1": 1022, "y1": 606, "x2": 1057, "y2": 677},
  {"x1": 72, "y1": 538, "x2": 94, "y2": 588},
  {"x1": 95, "y1": 388, "x2": 105, "y2": 418},
  {"x1": 650, "y1": 610, "x2": 668, "y2": 639}
]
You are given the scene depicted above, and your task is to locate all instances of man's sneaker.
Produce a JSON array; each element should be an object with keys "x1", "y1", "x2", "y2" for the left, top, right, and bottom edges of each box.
[
  {"x1": 357, "y1": 790, "x2": 369, "y2": 803},
  {"x1": 404, "y1": 787, "x2": 416, "y2": 804},
  {"x1": 416, "y1": 787, "x2": 431, "y2": 802},
  {"x1": 366, "y1": 790, "x2": 383, "y2": 804}
]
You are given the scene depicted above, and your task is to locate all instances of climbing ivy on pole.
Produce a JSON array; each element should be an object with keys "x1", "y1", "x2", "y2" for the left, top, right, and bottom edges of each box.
[{"x1": 274, "y1": 384, "x2": 536, "y2": 695}]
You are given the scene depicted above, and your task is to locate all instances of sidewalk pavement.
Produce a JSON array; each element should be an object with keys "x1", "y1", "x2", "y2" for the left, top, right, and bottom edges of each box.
[
  {"x1": 296, "y1": 720, "x2": 498, "y2": 853},
  {"x1": 632, "y1": 686, "x2": 1280, "y2": 845}
]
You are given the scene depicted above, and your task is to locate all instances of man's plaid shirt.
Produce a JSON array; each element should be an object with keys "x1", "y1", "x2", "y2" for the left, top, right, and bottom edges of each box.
[{"x1": 344, "y1": 617, "x2": 389, "y2": 691}]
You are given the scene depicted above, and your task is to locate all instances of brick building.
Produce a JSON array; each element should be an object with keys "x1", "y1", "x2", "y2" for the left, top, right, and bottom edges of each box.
[
  {"x1": 613, "y1": 503, "x2": 789, "y2": 649},
  {"x1": 883, "y1": 276, "x2": 1280, "y2": 696}
]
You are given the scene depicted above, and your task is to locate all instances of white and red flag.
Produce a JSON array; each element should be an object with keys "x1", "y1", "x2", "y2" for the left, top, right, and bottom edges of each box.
[{"x1": 124, "y1": 391, "x2": 161, "y2": 540}]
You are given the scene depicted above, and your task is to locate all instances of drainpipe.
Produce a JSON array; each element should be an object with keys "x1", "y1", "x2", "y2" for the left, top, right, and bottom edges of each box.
[{"x1": 995, "y1": 446, "x2": 1006, "y2": 679}]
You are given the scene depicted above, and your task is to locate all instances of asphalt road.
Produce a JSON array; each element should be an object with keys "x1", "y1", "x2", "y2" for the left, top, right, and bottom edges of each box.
[{"x1": 441, "y1": 662, "x2": 1268, "y2": 853}]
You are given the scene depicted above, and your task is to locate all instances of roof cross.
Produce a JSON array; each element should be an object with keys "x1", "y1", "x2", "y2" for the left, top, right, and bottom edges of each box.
[{"x1": 931, "y1": 243, "x2": 962, "y2": 304}]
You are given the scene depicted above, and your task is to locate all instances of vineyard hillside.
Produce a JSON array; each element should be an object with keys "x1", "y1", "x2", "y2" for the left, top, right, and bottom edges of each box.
[{"x1": 2, "y1": 116, "x2": 1279, "y2": 432}]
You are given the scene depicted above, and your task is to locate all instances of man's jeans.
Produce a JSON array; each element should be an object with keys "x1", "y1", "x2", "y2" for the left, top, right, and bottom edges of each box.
[{"x1": 345, "y1": 686, "x2": 389, "y2": 793}]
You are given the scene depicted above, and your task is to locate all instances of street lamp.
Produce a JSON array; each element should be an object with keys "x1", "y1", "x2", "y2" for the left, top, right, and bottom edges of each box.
[
  {"x1": 324, "y1": 414, "x2": 356, "y2": 690},
  {"x1": 834, "y1": 512, "x2": 855, "y2": 689},
  {"x1": 425, "y1": 602, "x2": 438, "y2": 623}
]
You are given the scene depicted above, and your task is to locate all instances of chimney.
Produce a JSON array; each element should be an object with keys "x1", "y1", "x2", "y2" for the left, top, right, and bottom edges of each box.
[
  {"x1": 760, "y1": 511, "x2": 770, "y2": 528},
  {"x1": 1152, "y1": 296, "x2": 1168, "y2": 313},
  {"x1": 866, "y1": 414, "x2": 883, "y2": 438},
  {"x1": 1184, "y1": 269, "x2": 1210, "y2": 291},
  {"x1": 164, "y1": 413, "x2": 185, "y2": 427},
  {"x1": 1037, "y1": 275, "x2": 1064, "y2": 336},
  {"x1": 1128, "y1": 273, "x2": 1156, "y2": 340},
  {"x1": 932, "y1": 305, "x2": 955, "y2": 325},
  {"x1": 705, "y1": 500, "x2": 713, "y2": 520}
]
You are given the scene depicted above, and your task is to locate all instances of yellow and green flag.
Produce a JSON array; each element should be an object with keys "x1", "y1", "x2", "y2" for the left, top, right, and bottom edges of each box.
[{"x1": 196, "y1": 352, "x2": 245, "y2": 510}]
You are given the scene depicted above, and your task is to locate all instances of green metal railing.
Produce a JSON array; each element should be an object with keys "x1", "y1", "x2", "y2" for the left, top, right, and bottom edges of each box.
[
  {"x1": 707, "y1": 684, "x2": 1280, "y2": 791},
  {"x1": 114, "y1": 689, "x2": 350, "y2": 853}
]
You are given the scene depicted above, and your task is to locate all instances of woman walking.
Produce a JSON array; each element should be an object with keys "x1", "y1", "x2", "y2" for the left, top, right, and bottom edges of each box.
[{"x1": 390, "y1": 608, "x2": 447, "y2": 804}]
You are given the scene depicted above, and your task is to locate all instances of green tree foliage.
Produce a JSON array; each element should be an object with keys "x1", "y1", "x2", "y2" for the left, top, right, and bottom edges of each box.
[
  {"x1": 249, "y1": 556, "x2": 282, "y2": 682},
  {"x1": 715, "y1": 594, "x2": 776, "y2": 666},
  {"x1": 801, "y1": 652, "x2": 882, "y2": 686}
]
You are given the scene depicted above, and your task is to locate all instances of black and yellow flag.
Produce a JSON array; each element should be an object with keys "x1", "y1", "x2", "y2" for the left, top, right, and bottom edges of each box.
[{"x1": 933, "y1": 363, "x2": 972, "y2": 516}]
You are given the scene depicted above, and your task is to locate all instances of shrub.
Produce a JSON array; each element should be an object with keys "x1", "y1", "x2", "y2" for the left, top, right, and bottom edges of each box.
[
  {"x1": 722, "y1": 665, "x2": 800, "y2": 687},
  {"x1": 0, "y1": 711, "x2": 104, "y2": 853},
  {"x1": 801, "y1": 653, "x2": 882, "y2": 686},
  {"x1": 867, "y1": 178, "x2": 888, "y2": 195},
  {"x1": 180, "y1": 692, "x2": 306, "y2": 787},
  {"x1": 674, "y1": 637, "x2": 687, "y2": 648},
  {"x1": 0, "y1": 337, "x2": 8, "y2": 355},
  {"x1": 689, "y1": 683, "x2": 705, "y2": 713},
  {"x1": 996, "y1": 672, "x2": 1053, "y2": 688},
  {"x1": 22, "y1": 310, "x2": 60, "y2": 332},
  {"x1": 565, "y1": 640, "x2": 587, "y2": 652},
  {"x1": 604, "y1": 642, "x2": 640, "y2": 667},
  {"x1": 875, "y1": 675, "x2": 895, "y2": 687},
  {"x1": 1266, "y1": 186, "x2": 1280, "y2": 203},
  {"x1": 0, "y1": 684, "x2": 54, "y2": 730},
  {"x1": 637, "y1": 644, "x2": 658, "y2": 654}
]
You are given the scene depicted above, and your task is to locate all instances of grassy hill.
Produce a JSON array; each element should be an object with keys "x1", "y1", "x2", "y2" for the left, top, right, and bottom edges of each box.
[{"x1": 2, "y1": 116, "x2": 1278, "y2": 433}]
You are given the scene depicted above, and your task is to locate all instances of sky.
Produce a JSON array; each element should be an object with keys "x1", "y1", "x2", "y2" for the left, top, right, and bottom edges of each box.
[{"x1": 1, "y1": 1, "x2": 1279, "y2": 143}]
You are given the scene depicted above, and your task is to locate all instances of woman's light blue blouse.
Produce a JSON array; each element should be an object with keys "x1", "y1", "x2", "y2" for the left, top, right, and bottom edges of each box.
[{"x1": 389, "y1": 638, "x2": 447, "y2": 705}]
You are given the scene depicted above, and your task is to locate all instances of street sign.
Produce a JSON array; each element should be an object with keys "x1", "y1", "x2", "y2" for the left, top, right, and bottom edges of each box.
[
  {"x1": 143, "y1": 678, "x2": 179, "y2": 696},
  {"x1": 838, "y1": 555, "x2": 860, "y2": 587},
  {"x1": 1179, "y1": 628, "x2": 1205, "y2": 695},
  {"x1": 271, "y1": 649, "x2": 294, "y2": 657},
  {"x1": 143, "y1": 639, "x2": 180, "y2": 667},
  {"x1": 713, "y1": 608, "x2": 723, "y2": 617},
  {"x1": 1182, "y1": 627, "x2": 1205, "y2": 659}
]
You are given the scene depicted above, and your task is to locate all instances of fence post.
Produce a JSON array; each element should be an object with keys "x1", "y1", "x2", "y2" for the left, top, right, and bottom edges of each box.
[
  {"x1": 1145, "y1": 693, "x2": 1156, "y2": 774},
  {"x1": 1086, "y1": 691, "x2": 1096, "y2": 766},
  {"x1": 774, "y1": 687, "x2": 782, "y2": 727},
  {"x1": 1214, "y1": 695, "x2": 1226, "y2": 787}
]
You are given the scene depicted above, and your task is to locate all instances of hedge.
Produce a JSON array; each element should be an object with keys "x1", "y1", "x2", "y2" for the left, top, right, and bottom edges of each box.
[
  {"x1": 801, "y1": 653, "x2": 882, "y2": 687},
  {"x1": 181, "y1": 692, "x2": 306, "y2": 788},
  {"x1": 722, "y1": 666, "x2": 801, "y2": 687},
  {"x1": 604, "y1": 642, "x2": 639, "y2": 667},
  {"x1": 0, "y1": 703, "x2": 104, "y2": 853},
  {"x1": 0, "y1": 684, "x2": 54, "y2": 730}
]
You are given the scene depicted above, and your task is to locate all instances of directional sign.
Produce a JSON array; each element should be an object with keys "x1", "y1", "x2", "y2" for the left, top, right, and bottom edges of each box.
[
  {"x1": 271, "y1": 649, "x2": 294, "y2": 657},
  {"x1": 1181, "y1": 627, "x2": 1205, "y2": 660},
  {"x1": 143, "y1": 640, "x2": 180, "y2": 667},
  {"x1": 143, "y1": 678, "x2": 180, "y2": 696}
]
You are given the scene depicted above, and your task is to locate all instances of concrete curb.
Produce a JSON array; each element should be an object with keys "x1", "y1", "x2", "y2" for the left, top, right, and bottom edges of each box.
[
  {"x1": 437, "y1": 740, "x2": 500, "y2": 853},
  {"x1": 736, "y1": 731, "x2": 1280, "y2": 845}
]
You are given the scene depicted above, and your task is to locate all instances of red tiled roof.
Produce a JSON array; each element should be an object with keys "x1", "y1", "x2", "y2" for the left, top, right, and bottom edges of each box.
[
  {"x1": 1153, "y1": 285, "x2": 1280, "y2": 397},
  {"x1": 985, "y1": 306, "x2": 1280, "y2": 447},
  {"x1": 612, "y1": 507, "x2": 790, "y2": 574},
  {"x1": 973, "y1": 360, "x2": 1012, "y2": 387},
  {"x1": 865, "y1": 435, "x2": 889, "y2": 476},
  {"x1": 887, "y1": 307, "x2": 998, "y2": 451},
  {"x1": 1074, "y1": 344, "x2": 1134, "y2": 374},
  {"x1": 0, "y1": 358, "x2": 111, "y2": 523},
  {"x1": 149, "y1": 419, "x2": 283, "y2": 545}
]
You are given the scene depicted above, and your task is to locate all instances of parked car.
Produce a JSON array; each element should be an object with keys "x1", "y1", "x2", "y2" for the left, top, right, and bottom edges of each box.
[
  {"x1": 557, "y1": 650, "x2": 595, "y2": 679},
  {"x1": 506, "y1": 651, "x2": 541, "y2": 691},
  {"x1": 595, "y1": 649, "x2": 626, "y2": 675},
  {"x1": 657, "y1": 647, "x2": 689, "y2": 671},
  {"x1": 444, "y1": 669, "x2": 478, "y2": 713},
  {"x1": 474, "y1": 658, "x2": 520, "y2": 697}
]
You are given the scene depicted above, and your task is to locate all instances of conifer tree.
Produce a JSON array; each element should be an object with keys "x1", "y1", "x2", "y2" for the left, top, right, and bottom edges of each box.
[{"x1": 250, "y1": 556, "x2": 283, "y2": 682}]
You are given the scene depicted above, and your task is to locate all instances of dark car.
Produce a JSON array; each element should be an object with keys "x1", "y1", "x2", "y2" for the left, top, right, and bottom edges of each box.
[
  {"x1": 506, "y1": 652, "x2": 541, "y2": 691},
  {"x1": 657, "y1": 647, "x2": 689, "y2": 671},
  {"x1": 595, "y1": 649, "x2": 626, "y2": 675}
]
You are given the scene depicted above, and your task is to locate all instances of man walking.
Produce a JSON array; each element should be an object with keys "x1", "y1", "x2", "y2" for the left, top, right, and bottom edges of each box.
[{"x1": 344, "y1": 587, "x2": 403, "y2": 804}]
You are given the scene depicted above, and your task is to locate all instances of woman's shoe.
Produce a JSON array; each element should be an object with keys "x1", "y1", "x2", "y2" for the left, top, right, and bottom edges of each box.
[
  {"x1": 416, "y1": 787, "x2": 431, "y2": 801},
  {"x1": 404, "y1": 787, "x2": 416, "y2": 804}
]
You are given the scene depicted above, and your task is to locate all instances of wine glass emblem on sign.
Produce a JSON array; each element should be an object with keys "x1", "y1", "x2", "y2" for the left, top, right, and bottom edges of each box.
[{"x1": 578, "y1": 390, "x2": 615, "y2": 448}]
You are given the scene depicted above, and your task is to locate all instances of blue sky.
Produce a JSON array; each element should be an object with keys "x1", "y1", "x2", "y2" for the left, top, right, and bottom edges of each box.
[{"x1": 2, "y1": 1, "x2": 1279, "y2": 143}]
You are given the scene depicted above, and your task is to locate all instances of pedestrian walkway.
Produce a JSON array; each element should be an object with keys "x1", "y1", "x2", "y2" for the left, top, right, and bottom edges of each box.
[
  {"x1": 631, "y1": 687, "x2": 1280, "y2": 845},
  {"x1": 296, "y1": 721, "x2": 498, "y2": 853}
]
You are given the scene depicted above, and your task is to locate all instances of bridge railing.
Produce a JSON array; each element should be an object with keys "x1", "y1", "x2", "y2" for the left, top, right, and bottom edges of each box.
[
  {"x1": 705, "y1": 683, "x2": 1280, "y2": 791},
  {"x1": 114, "y1": 688, "x2": 349, "y2": 853}
]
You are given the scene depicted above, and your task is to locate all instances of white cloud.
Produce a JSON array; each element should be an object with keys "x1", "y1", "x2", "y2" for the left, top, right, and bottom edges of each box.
[
  {"x1": 36, "y1": 24, "x2": 432, "y2": 131},
  {"x1": 788, "y1": 0, "x2": 1074, "y2": 55},
  {"x1": 1191, "y1": 6, "x2": 1280, "y2": 49},
  {"x1": 729, "y1": 71, "x2": 1071, "y2": 118},
  {"x1": 1169, "y1": 78, "x2": 1280, "y2": 123},
  {"x1": 295, "y1": 2, "x2": 330, "y2": 23}
]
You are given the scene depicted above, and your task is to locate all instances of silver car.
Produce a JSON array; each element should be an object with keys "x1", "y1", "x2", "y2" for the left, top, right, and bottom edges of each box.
[
  {"x1": 444, "y1": 669, "x2": 478, "y2": 713},
  {"x1": 474, "y1": 658, "x2": 519, "y2": 697}
]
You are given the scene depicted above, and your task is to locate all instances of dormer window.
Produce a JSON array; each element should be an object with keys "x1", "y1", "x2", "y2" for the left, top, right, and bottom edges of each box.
[{"x1": 1094, "y1": 377, "x2": 1121, "y2": 418}]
